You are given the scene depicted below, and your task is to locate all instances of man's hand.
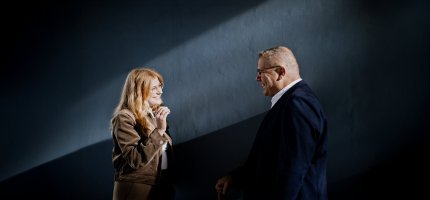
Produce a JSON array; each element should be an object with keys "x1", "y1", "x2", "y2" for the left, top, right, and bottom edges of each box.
[{"x1": 215, "y1": 176, "x2": 232, "y2": 200}]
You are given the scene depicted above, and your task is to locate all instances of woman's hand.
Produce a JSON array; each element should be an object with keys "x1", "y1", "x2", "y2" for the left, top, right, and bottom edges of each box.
[{"x1": 155, "y1": 106, "x2": 170, "y2": 136}]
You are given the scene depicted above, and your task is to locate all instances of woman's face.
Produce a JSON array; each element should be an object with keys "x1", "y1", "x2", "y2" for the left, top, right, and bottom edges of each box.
[{"x1": 147, "y1": 78, "x2": 163, "y2": 107}]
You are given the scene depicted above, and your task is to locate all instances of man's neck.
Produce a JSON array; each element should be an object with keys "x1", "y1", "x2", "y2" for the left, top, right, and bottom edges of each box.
[{"x1": 270, "y1": 78, "x2": 302, "y2": 108}]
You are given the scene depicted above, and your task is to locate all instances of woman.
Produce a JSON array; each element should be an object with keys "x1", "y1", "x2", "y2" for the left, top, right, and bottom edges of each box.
[{"x1": 111, "y1": 67, "x2": 175, "y2": 200}]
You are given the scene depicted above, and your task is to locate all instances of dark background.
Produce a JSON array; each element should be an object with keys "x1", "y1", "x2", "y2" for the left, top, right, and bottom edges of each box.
[{"x1": 1, "y1": 0, "x2": 429, "y2": 199}]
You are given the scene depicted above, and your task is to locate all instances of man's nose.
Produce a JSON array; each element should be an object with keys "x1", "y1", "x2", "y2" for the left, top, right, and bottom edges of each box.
[{"x1": 256, "y1": 75, "x2": 261, "y2": 82}]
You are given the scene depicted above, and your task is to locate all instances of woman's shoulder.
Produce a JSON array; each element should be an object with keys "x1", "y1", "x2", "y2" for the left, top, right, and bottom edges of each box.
[{"x1": 113, "y1": 109, "x2": 136, "y2": 122}]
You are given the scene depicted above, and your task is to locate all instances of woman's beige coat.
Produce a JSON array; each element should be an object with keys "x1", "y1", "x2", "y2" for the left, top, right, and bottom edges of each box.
[{"x1": 112, "y1": 109, "x2": 172, "y2": 185}]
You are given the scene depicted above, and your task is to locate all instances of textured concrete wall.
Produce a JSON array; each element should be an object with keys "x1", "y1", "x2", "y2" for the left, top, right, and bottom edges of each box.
[{"x1": 1, "y1": 0, "x2": 429, "y2": 193}]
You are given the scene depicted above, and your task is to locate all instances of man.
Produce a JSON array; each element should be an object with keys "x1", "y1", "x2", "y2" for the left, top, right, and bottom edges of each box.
[{"x1": 215, "y1": 46, "x2": 328, "y2": 200}]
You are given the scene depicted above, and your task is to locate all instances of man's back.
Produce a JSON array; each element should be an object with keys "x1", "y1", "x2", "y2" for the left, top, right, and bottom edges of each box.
[{"x1": 236, "y1": 81, "x2": 328, "y2": 200}]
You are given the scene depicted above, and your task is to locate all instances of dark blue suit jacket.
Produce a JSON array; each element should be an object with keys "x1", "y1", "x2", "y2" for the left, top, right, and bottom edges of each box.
[{"x1": 231, "y1": 81, "x2": 328, "y2": 200}]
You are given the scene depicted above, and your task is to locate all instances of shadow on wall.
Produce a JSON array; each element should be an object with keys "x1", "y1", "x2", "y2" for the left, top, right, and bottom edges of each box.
[
  {"x1": 0, "y1": 139, "x2": 113, "y2": 200},
  {"x1": 330, "y1": 136, "x2": 430, "y2": 200},
  {"x1": 1, "y1": 0, "x2": 267, "y2": 92},
  {"x1": 1, "y1": 112, "x2": 429, "y2": 199},
  {"x1": 0, "y1": 114, "x2": 264, "y2": 200},
  {"x1": 0, "y1": 0, "x2": 268, "y2": 183}
]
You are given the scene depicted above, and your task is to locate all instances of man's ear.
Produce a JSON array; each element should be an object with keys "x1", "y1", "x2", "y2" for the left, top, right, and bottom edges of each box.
[{"x1": 276, "y1": 67, "x2": 286, "y2": 80}]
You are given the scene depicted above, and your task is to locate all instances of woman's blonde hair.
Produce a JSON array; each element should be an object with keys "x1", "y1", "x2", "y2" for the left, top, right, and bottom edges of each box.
[{"x1": 113, "y1": 67, "x2": 164, "y2": 133}]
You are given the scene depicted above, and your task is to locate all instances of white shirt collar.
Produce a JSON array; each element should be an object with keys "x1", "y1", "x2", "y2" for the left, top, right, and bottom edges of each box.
[{"x1": 271, "y1": 78, "x2": 302, "y2": 108}]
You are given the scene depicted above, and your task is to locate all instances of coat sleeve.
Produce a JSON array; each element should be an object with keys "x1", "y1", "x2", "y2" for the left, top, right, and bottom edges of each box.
[
  {"x1": 229, "y1": 164, "x2": 249, "y2": 189},
  {"x1": 112, "y1": 111, "x2": 166, "y2": 169},
  {"x1": 271, "y1": 95, "x2": 322, "y2": 199}
]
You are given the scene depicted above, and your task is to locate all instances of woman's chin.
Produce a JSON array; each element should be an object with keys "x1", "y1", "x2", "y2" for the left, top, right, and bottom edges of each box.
[{"x1": 149, "y1": 99, "x2": 162, "y2": 107}]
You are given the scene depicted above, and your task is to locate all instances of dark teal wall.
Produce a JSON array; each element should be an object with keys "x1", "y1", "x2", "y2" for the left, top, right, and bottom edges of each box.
[{"x1": 1, "y1": 0, "x2": 429, "y2": 198}]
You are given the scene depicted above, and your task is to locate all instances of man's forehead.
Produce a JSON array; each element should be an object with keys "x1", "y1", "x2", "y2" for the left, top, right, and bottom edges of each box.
[{"x1": 258, "y1": 56, "x2": 283, "y2": 68}]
